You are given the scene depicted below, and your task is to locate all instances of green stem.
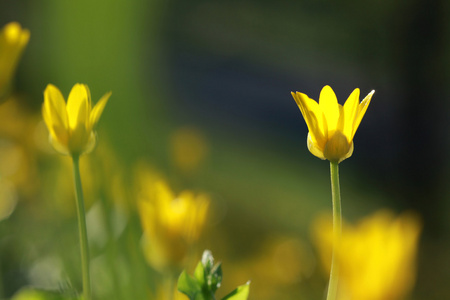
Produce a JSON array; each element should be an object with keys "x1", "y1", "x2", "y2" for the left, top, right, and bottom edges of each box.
[
  {"x1": 327, "y1": 162, "x2": 342, "y2": 300},
  {"x1": 0, "y1": 247, "x2": 4, "y2": 298},
  {"x1": 72, "y1": 155, "x2": 91, "y2": 300}
]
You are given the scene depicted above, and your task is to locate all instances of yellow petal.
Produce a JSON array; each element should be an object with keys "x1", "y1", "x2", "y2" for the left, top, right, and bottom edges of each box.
[
  {"x1": 318, "y1": 86, "x2": 340, "y2": 132},
  {"x1": 307, "y1": 133, "x2": 326, "y2": 160},
  {"x1": 43, "y1": 84, "x2": 68, "y2": 126},
  {"x1": 85, "y1": 84, "x2": 92, "y2": 112},
  {"x1": 155, "y1": 181, "x2": 175, "y2": 209},
  {"x1": 336, "y1": 104, "x2": 345, "y2": 133},
  {"x1": 0, "y1": 23, "x2": 29, "y2": 99},
  {"x1": 82, "y1": 132, "x2": 97, "y2": 155},
  {"x1": 342, "y1": 88, "x2": 360, "y2": 140},
  {"x1": 90, "y1": 91, "x2": 111, "y2": 129},
  {"x1": 292, "y1": 92, "x2": 327, "y2": 148},
  {"x1": 43, "y1": 84, "x2": 69, "y2": 141},
  {"x1": 340, "y1": 141, "x2": 354, "y2": 163},
  {"x1": 352, "y1": 90, "x2": 374, "y2": 139},
  {"x1": 2, "y1": 22, "x2": 29, "y2": 45},
  {"x1": 48, "y1": 134, "x2": 70, "y2": 155},
  {"x1": 67, "y1": 83, "x2": 89, "y2": 131}
]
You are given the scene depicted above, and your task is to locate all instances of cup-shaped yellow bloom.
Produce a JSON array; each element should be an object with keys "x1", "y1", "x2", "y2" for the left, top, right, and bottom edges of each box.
[
  {"x1": 312, "y1": 210, "x2": 422, "y2": 300},
  {"x1": 291, "y1": 85, "x2": 374, "y2": 163},
  {"x1": 42, "y1": 84, "x2": 111, "y2": 156},
  {"x1": 137, "y1": 176, "x2": 209, "y2": 272},
  {"x1": 0, "y1": 22, "x2": 30, "y2": 100}
]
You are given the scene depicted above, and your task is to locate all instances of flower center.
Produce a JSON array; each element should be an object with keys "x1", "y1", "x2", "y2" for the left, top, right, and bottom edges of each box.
[{"x1": 323, "y1": 131, "x2": 351, "y2": 163}]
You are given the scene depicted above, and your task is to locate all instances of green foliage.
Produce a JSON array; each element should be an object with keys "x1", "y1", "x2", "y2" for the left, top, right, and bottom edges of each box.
[
  {"x1": 11, "y1": 288, "x2": 81, "y2": 300},
  {"x1": 178, "y1": 250, "x2": 250, "y2": 300}
]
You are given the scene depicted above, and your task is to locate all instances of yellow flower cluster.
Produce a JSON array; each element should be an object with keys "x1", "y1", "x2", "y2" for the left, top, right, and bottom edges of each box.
[
  {"x1": 42, "y1": 84, "x2": 111, "y2": 156},
  {"x1": 0, "y1": 22, "x2": 29, "y2": 100},
  {"x1": 137, "y1": 171, "x2": 209, "y2": 272},
  {"x1": 292, "y1": 86, "x2": 374, "y2": 163},
  {"x1": 4, "y1": 15, "x2": 417, "y2": 300},
  {"x1": 312, "y1": 210, "x2": 422, "y2": 300}
]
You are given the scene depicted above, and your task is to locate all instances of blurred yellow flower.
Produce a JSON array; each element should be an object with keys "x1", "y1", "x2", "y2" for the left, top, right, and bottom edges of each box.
[
  {"x1": 0, "y1": 98, "x2": 40, "y2": 199},
  {"x1": 156, "y1": 284, "x2": 188, "y2": 300},
  {"x1": 291, "y1": 86, "x2": 374, "y2": 163},
  {"x1": 170, "y1": 126, "x2": 209, "y2": 174},
  {"x1": 42, "y1": 83, "x2": 111, "y2": 156},
  {"x1": 312, "y1": 210, "x2": 422, "y2": 300},
  {"x1": 0, "y1": 22, "x2": 29, "y2": 100},
  {"x1": 137, "y1": 173, "x2": 209, "y2": 272},
  {"x1": 225, "y1": 235, "x2": 315, "y2": 300}
]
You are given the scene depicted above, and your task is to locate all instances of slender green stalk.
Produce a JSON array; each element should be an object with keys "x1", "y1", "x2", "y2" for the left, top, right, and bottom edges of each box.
[
  {"x1": 72, "y1": 155, "x2": 91, "y2": 300},
  {"x1": 0, "y1": 248, "x2": 4, "y2": 298},
  {"x1": 327, "y1": 162, "x2": 342, "y2": 300}
]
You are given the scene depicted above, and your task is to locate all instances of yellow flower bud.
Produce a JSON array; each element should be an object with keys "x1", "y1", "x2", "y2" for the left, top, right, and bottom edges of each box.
[
  {"x1": 42, "y1": 83, "x2": 111, "y2": 156},
  {"x1": 0, "y1": 22, "x2": 30, "y2": 100},
  {"x1": 292, "y1": 85, "x2": 374, "y2": 163}
]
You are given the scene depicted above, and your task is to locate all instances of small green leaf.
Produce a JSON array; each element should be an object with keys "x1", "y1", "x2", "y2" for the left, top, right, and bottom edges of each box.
[
  {"x1": 193, "y1": 261, "x2": 206, "y2": 287},
  {"x1": 177, "y1": 250, "x2": 250, "y2": 300},
  {"x1": 221, "y1": 282, "x2": 250, "y2": 300},
  {"x1": 177, "y1": 270, "x2": 202, "y2": 300}
]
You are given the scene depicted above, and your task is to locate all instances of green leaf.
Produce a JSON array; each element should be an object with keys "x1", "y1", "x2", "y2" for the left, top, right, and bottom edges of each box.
[
  {"x1": 177, "y1": 270, "x2": 202, "y2": 300},
  {"x1": 221, "y1": 282, "x2": 251, "y2": 300},
  {"x1": 193, "y1": 261, "x2": 206, "y2": 287}
]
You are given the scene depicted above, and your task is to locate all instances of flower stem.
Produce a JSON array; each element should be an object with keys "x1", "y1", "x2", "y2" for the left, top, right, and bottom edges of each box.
[
  {"x1": 327, "y1": 161, "x2": 342, "y2": 300},
  {"x1": 72, "y1": 155, "x2": 91, "y2": 300}
]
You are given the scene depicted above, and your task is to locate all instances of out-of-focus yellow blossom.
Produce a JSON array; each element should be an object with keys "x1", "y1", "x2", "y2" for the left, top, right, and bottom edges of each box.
[
  {"x1": 0, "y1": 22, "x2": 29, "y2": 100},
  {"x1": 0, "y1": 98, "x2": 40, "y2": 204},
  {"x1": 137, "y1": 172, "x2": 209, "y2": 272},
  {"x1": 312, "y1": 210, "x2": 422, "y2": 300},
  {"x1": 170, "y1": 127, "x2": 209, "y2": 174},
  {"x1": 291, "y1": 86, "x2": 374, "y2": 163},
  {"x1": 42, "y1": 83, "x2": 111, "y2": 156},
  {"x1": 156, "y1": 284, "x2": 188, "y2": 300},
  {"x1": 224, "y1": 235, "x2": 315, "y2": 300}
]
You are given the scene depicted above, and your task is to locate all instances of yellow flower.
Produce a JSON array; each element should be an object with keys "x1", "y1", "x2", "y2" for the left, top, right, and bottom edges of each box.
[
  {"x1": 42, "y1": 83, "x2": 111, "y2": 156},
  {"x1": 170, "y1": 126, "x2": 209, "y2": 174},
  {"x1": 0, "y1": 22, "x2": 30, "y2": 100},
  {"x1": 312, "y1": 210, "x2": 422, "y2": 300},
  {"x1": 156, "y1": 284, "x2": 188, "y2": 300},
  {"x1": 291, "y1": 86, "x2": 374, "y2": 163},
  {"x1": 137, "y1": 171, "x2": 209, "y2": 272}
]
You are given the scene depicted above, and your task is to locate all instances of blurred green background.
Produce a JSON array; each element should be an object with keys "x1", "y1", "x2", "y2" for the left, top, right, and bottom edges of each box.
[{"x1": 0, "y1": 0, "x2": 449, "y2": 299}]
